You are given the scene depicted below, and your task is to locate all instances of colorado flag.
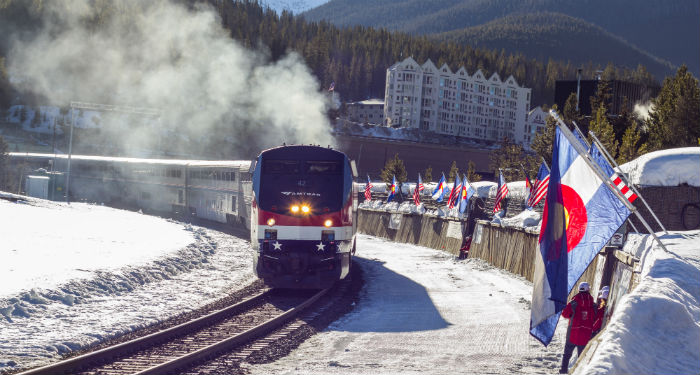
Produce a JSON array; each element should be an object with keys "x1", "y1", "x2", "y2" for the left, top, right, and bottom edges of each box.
[
  {"x1": 529, "y1": 126, "x2": 631, "y2": 346},
  {"x1": 431, "y1": 173, "x2": 447, "y2": 202}
]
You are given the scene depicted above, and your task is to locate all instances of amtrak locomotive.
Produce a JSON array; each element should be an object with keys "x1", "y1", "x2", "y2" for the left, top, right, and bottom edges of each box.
[{"x1": 251, "y1": 145, "x2": 358, "y2": 288}]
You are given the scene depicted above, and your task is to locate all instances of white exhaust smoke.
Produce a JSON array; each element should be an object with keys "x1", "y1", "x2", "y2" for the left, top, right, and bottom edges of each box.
[{"x1": 6, "y1": 1, "x2": 333, "y2": 158}]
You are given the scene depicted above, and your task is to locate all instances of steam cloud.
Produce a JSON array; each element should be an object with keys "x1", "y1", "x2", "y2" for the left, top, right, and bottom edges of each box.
[
  {"x1": 633, "y1": 102, "x2": 654, "y2": 122},
  {"x1": 6, "y1": 1, "x2": 333, "y2": 158}
]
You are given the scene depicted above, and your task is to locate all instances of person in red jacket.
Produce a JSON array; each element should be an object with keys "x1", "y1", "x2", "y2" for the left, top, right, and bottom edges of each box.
[{"x1": 559, "y1": 281, "x2": 597, "y2": 374}]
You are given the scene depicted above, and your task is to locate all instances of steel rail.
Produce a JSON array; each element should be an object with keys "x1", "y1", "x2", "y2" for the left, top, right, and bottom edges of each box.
[
  {"x1": 17, "y1": 289, "x2": 273, "y2": 375},
  {"x1": 134, "y1": 287, "x2": 329, "y2": 375}
]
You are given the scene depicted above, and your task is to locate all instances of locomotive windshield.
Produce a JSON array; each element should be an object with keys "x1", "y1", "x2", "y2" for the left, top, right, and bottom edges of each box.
[{"x1": 258, "y1": 158, "x2": 345, "y2": 212}]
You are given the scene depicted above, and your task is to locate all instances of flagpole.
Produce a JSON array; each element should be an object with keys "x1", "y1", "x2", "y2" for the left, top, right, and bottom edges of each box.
[
  {"x1": 588, "y1": 131, "x2": 668, "y2": 234},
  {"x1": 571, "y1": 120, "x2": 590, "y2": 147},
  {"x1": 550, "y1": 110, "x2": 670, "y2": 254}
]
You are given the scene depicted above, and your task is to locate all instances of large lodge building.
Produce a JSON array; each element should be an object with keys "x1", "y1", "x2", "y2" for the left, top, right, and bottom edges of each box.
[{"x1": 384, "y1": 57, "x2": 546, "y2": 149}]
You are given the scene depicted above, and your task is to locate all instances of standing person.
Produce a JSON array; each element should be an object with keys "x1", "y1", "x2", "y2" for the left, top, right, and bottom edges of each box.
[
  {"x1": 592, "y1": 286, "x2": 610, "y2": 337},
  {"x1": 559, "y1": 282, "x2": 596, "y2": 374}
]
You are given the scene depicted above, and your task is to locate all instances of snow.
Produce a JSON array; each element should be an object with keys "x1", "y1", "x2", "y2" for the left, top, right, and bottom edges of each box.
[
  {"x1": 0, "y1": 193, "x2": 255, "y2": 371},
  {"x1": 618, "y1": 147, "x2": 700, "y2": 187},
  {"x1": 243, "y1": 234, "x2": 568, "y2": 374},
  {"x1": 2, "y1": 163, "x2": 699, "y2": 374},
  {"x1": 259, "y1": 0, "x2": 329, "y2": 14},
  {"x1": 4, "y1": 105, "x2": 159, "y2": 136},
  {"x1": 574, "y1": 231, "x2": 700, "y2": 375}
]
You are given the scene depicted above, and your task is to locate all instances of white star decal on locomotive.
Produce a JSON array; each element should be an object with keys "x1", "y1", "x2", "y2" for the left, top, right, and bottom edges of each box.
[
  {"x1": 316, "y1": 242, "x2": 326, "y2": 251},
  {"x1": 273, "y1": 241, "x2": 282, "y2": 250}
]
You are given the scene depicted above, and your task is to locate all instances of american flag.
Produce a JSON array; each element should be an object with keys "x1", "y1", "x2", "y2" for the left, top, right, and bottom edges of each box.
[
  {"x1": 447, "y1": 174, "x2": 463, "y2": 209},
  {"x1": 527, "y1": 161, "x2": 550, "y2": 208},
  {"x1": 589, "y1": 143, "x2": 638, "y2": 203},
  {"x1": 364, "y1": 175, "x2": 372, "y2": 201},
  {"x1": 413, "y1": 174, "x2": 424, "y2": 206},
  {"x1": 493, "y1": 170, "x2": 509, "y2": 213}
]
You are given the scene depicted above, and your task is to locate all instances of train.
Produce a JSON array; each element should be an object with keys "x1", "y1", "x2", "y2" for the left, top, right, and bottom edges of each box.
[
  {"x1": 9, "y1": 153, "x2": 253, "y2": 227},
  {"x1": 250, "y1": 145, "x2": 358, "y2": 289},
  {"x1": 10, "y1": 146, "x2": 358, "y2": 289}
]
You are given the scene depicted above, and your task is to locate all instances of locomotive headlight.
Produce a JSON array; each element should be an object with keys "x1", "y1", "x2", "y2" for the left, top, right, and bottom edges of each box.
[
  {"x1": 267, "y1": 218, "x2": 276, "y2": 226},
  {"x1": 291, "y1": 205, "x2": 300, "y2": 213},
  {"x1": 324, "y1": 219, "x2": 333, "y2": 227},
  {"x1": 301, "y1": 205, "x2": 310, "y2": 214}
]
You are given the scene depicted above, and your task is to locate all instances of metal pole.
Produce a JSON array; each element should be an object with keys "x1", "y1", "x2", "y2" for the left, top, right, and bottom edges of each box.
[
  {"x1": 576, "y1": 68, "x2": 582, "y2": 112},
  {"x1": 551, "y1": 110, "x2": 670, "y2": 253},
  {"x1": 588, "y1": 131, "x2": 667, "y2": 234},
  {"x1": 66, "y1": 106, "x2": 75, "y2": 203}
]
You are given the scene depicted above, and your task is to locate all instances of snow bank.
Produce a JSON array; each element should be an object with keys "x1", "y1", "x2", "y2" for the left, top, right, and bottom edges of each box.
[
  {"x1": 0, "y1": 194, "x2": 195, "y2": 311},
  {"x1": 495, "y1": 209, "x2": 541, "y2": 229},
  {"x1": 575, "y1": 231, "x2": 700, "y2": 375},
  {"x1": 619, "y1": 147, "x2": 700, "y2": 187},
  {"x1": 0, "y1": 192, "x2": 255, "y2": 371}
]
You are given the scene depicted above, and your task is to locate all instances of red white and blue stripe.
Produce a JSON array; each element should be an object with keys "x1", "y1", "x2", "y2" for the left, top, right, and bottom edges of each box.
[
  {"x1": 364, "y1": 175, "x2": 372, "y2": 201},
  {"x1": 413, "y1": 174, "x2": 424, "y2": 206},
  {"x1": 527, "y1": 161, "x2": 550, "y2": 208},
  {"x1": 492, "y1": 170, "x2": 509, "y2": 214}
]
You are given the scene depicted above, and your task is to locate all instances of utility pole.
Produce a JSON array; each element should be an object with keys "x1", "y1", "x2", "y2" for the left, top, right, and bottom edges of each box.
[{"x1": 65, "y1": 101, "x2": 161, "y2": 204}]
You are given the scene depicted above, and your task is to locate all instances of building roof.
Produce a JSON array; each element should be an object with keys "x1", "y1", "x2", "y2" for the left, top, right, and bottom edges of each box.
[{"x1": 349, "y1": 99, "x2": 384, "y2": 106}]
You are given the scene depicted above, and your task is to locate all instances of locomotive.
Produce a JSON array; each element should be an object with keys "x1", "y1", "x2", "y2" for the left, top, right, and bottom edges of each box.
[{"x1": 251, "y1": 145, "x2": 358, "y2": 289}]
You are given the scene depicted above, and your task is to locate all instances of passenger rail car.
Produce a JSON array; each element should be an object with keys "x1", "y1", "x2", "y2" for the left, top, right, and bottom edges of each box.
[
  {"x1": 251, "y1": 145, "x2": 358, "y2": 289},
  {"x1": 9, "y1": 153, "x2": 253, "y2": 227}
]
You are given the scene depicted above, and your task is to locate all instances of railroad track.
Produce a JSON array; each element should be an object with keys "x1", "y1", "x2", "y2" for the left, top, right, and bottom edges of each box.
[{"x1": 18, "y1": 288, "x2": 328, "y2": 375}]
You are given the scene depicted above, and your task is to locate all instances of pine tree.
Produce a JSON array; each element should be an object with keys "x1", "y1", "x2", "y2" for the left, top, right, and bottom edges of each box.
[
  {"x1": 467, "y1": 160, "x2": 482, "y2": 182},
  {"x1": 589, "y1": 104, "x2": 618, "y2": 157},
  {"x1": 617, "y1": 123, "x2": 646, "y2": 164},
  {"x1": 645, "y1": 65, "x2": 700, "y2": 151},
  {"x1": 380, "y1": 153, "x2": 407, "y2": 186},
  {"x1": 448, "y1": 161, "x2": 459, "y2": 181},
  {"x1": 490, "y1": 137, "x2": 527, "y2": 181},
  {"x1": 424, "y1": 165, "x2": 433, "y2": 182},
  {"x1": 530, "y1": 109, "x2": 557, "y2": 167}
]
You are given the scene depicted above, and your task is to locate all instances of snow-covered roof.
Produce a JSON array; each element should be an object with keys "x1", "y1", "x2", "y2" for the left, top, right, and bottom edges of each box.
[
  {"x1": 619, "y1": 147, "x2": 700, "y2": 187},
  {"x1": 348, "y1": 99, "x2": 384, "y2": 106},
  {"x1": 10, "y1": 152, "x2": 251, "y2": 169}
]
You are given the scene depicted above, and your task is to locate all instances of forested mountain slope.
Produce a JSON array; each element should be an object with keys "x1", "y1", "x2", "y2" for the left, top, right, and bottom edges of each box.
[
  {"x1": 304, "y1": 0, "x2": 698, "y2": 78},
  {"x1": 436, "y1": 12, "x2": 674, "y2": 79}
]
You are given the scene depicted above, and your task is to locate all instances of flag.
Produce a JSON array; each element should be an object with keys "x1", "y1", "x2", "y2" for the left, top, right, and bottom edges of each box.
[
  {"x1": 328, "y1": 81, "x2": 335, "y2": 92},
  {"x1": 529, "y1": 126, "x2": 631, "y2": 346},
  {"x1": 589, "y1": 143, "x2": 638, "y2": 203},
  {"x1": 492, "y1": 170, "x2": 509, "y2": 214},
  {"x1": 459, "y1": 174, "x2": 476, "y2": 214},
  {"x1": 521, "y1": 164, "x2": 533, "y2": 205},
  {"x1": 527, "y1": 161, "x2": 550, "y2": 208},
  {"x1": 413, "y1": 174, "x2": 424, "y2": 206},
  {"x1": 431, "y1": 173, "x2": 447, "y2": 202},
  {"x1": 447, "y1": 174, "x2": 463, "y2": 209},
  {"x1": 364, "y1": 175, "x2": 372, "y2": 201},
  {"x1": 387, "y1": 175, "x2": 397, "y2": 202}
]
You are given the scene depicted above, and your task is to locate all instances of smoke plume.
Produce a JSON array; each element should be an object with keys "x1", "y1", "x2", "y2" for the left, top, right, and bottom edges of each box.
[
  {"x1": 6, "y1": 1, "x2": 333, "y2": 158},
  {"x1": 633, "y1": 102, "x2": 654, "y2": 122}
]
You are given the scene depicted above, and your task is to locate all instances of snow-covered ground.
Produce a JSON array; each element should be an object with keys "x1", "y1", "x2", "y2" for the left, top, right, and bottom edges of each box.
[
  {"x1": 245, "y1": 234, "x2": 568, "y2": 374},
  {"x1": 2, "y1": 146, "x2": 699, "y2": 374},
  {"x1": 574, "y1": 231, "x2": 700, "y2": 375},
  {"x1": 0, "y1": 194, "x2": 256, "y2": 371},
  {"x1": 243, "y1": 231, "x2": 700, "y2": 375}
]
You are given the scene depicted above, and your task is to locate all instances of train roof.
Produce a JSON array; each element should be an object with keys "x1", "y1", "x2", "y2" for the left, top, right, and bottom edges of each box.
[
  {"x1": 10, "y1": 153, "x2": 252, "y2": 169},
  {"x1": 257, "y1": 144, "x2": 349, "y2": 159}
]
